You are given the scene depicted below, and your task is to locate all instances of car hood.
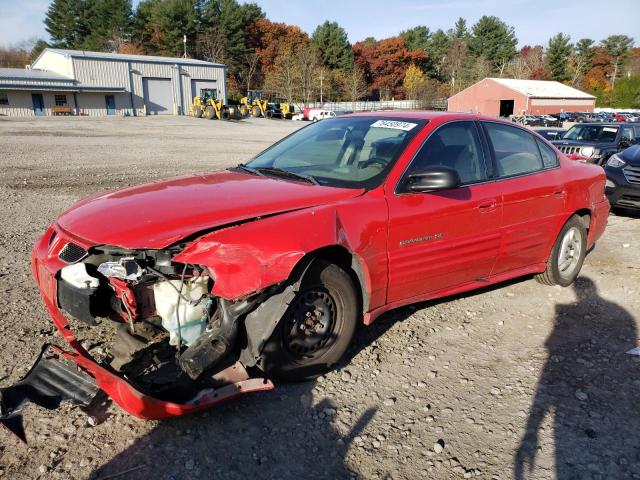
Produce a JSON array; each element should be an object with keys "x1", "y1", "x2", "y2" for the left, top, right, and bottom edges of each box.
[
  {"x1": 56, "y1": 171, "x2": 364, "y2": 249},
  {"x1": 552, "y1": 139, "x2": 612, "y2": 149},
  {"x1": 619, "y1": 145, "x2": 640, "y2": 166}
]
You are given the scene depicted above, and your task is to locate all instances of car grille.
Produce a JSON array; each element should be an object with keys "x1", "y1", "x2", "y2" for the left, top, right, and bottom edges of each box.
[
  {"x1": 623, "y1": 165, "x2": 640, "y2": 185},
  {"x1": 58, "y1": 242, "x2": 88, "y2": 264},
  {"x1": 557, "y1": 145, "x2": 582, "y2": 155}
]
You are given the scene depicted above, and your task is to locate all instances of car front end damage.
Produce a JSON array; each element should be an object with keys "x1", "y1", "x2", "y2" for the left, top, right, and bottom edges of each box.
[{"x1": 1, "y1": 223, "x2": 281, "y2": 440}]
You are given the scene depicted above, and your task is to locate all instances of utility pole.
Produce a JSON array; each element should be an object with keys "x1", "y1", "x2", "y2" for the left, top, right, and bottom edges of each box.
[
  {"x1": 319, "y1": 70, "x2": 324, "y2": 105},
  {"x1": 183, "y1": 35, "x2": 187, "y2": 58}
]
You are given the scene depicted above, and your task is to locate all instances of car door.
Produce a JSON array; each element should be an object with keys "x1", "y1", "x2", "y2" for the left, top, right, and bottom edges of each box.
[
  {"x1": 481, "y1": 121, "x2": 566, "y2": 275},
  {"x1": 386, "y1": 120, "x2": 502, "y2": 303}
]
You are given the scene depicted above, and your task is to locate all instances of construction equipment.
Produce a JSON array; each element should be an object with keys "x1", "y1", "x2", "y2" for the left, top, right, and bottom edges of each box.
[
  {"x1": 191, "y1": 89, "x2": 239, "y2": 120},
  {"x1": 273, "y1": 97, "x2": 295, "y2": 119},
  {"x1": 239, "y1": 90, "x2": 270, "y2": 118}
]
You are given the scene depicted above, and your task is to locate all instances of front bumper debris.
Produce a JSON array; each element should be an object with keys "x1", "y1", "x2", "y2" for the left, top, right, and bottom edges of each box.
[
  {"x1": 0, "y1": 345, "x2": 100, "y2": 442},
  {"x1": 3, "y1": 226, "x2": 275, "y2": 438}
]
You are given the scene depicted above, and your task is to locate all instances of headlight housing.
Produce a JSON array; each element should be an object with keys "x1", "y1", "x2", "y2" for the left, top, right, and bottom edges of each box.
[
  {"x1": 579, "y1": 146, "x2": 595, "y2": 157},
  {"x1": 606, "y1": 154, "x2": 626, "y2": 168}
]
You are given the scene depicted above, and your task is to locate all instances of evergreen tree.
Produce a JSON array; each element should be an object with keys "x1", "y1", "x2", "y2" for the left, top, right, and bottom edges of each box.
[
  {"x1": 30, "y1": 40, "x2": 50, "y2": 61},
  {"x1": 44, "y1": 0, "x2": 93, "y2": 48},
  {"x1": 311, "y1": 21, "x2": 353, "y2": 72},
  {"x1": 547, "y1": 33, "x2": 572, "y2": 81},
  {"x1": 448, "y1": 17, "x2": 468, "y2": 40},
  {"x1": 82, "y1": 0, "x2": 133, "y2": 50},
  {"x1": 425, "y1": 29, "x2": 450, "y2": 79},
  {"x1": 602, "y1": 35, "x2": 634, "y2": 87},
  {"x1": 400, "y1": 26, "x2": 430, "y2": 51},
  {"x1": 468, "y1": 16, "x2": 518, "y2": 72}
]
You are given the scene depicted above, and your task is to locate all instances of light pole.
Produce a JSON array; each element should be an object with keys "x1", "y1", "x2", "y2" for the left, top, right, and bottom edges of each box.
[
  {"x1": 183, "y1": 35, "x2": 187, "y2": 58},
  {"x1": 319, "y1": 71, "x2": 324, "y2": 105}
]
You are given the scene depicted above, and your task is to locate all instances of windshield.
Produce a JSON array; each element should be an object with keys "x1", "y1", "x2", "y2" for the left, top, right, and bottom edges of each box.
[
  {"x1": 246, "y1": 117, "x2": 426, "y2": 188},
  {"x1": 562, "y1": 125, "x2": 619, "y2": 142}
]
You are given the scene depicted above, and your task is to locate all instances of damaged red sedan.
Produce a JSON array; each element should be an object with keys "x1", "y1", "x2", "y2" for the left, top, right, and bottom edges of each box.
[{"x1": 1, "y1": 112, "x2": 609, "y2": 439}]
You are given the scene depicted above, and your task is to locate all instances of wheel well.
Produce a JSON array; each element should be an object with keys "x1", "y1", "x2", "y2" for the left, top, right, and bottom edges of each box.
[
  {"x1": 299, "y1": 245, "x2": 368, "y2": 315},
  {"x1": 573, "y1": 209, "x2": 591, "y2": 231}
]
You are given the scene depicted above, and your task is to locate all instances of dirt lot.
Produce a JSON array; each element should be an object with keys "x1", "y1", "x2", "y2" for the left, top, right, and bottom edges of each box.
[{"x1": 0, "y1": 116, "x2": 639, "y2": 480}]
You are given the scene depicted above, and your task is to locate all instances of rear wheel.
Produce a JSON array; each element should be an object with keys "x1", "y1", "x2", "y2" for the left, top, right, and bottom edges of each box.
[
  {"x1": 259, "y1": 260, "x2": 358, "y2": 382},
  {"x1": 536, "y1": 216, "x2": 587, "y2": 286},
  {"x1": 205, "y1": 106, "x2": 216, "y2": 120},
  {"x1": 251, "y1": 106, "x2": 261, "y2": 117},
  {"x1": 193, "y1": 105, "x2": 203, "y2": 118}
]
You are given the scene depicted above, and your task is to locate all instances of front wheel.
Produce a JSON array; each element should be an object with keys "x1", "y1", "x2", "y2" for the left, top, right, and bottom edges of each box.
[
  {"x1": 259, "y1": 260, "x2": 358, "y2": 382},
  {"x1": 536, "y1": 216, "x2": 587, "y2": 286}
]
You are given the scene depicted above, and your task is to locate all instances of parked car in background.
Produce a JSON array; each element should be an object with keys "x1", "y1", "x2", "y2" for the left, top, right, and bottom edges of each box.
[
  {"x1": 553, "y1": 122, "x2": 640, "y2": 165},
  {"x1": 535, "y1": 128, "x2": 566, "y2": 141},
  {"x1": 308, "y1": 109, "x2": 336, "y2": 122},
  {"x1": 540, "y1": 115, "x2": 561, "y2": 127},
  {"x1": 2, "y1": 112, "x2": 609, "y2": 434},
  {"x1": 605, "y1": 144, "x2": 640, "y2": 211}
]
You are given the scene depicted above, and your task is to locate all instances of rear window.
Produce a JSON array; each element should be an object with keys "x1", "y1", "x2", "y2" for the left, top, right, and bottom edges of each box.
[{"x1": 484, "y1": 122, "x2": 543, "y2": 177}]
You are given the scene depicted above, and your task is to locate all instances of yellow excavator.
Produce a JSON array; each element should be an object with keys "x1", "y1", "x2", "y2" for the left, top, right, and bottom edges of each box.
[{"x1": 191, "y1": 89, "x2": 239, "y2": 120}]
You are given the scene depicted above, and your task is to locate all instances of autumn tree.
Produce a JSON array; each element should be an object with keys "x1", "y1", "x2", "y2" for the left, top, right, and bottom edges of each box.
[
  {"x1": 403, "y1": 64, "x2": 426, "y2": 99},
  {"x1": 196, "y1": 27, "x2": 227, "y2": 64},
  {"x1": 568, "y1": 38, "x2": 596, "y2": 86},
  {"x1": 311, "y1": 21, "x2": 353, "y2": 72},
  {"x1": 342, "y1": 66, "x2": 369, "y2": 109},
  {"x1": 442, "y1": 39, "x2": 470, "y2": 93},
  {"x1": 468, "y1": 16, "x2": 518, "y2": 74},
  {"x1": 354, "y1": 36, "x2": 427, "y2": 99},
  {"x1": 546, "y1": 33, "x2": 572, "y2": 81}
]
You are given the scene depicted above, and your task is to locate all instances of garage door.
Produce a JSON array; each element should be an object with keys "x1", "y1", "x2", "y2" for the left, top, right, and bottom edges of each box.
[
  {"x1": 142, "y1": 78, "x2": 173, "y2": 115},
  {"x1": 191, "y1": 79, "x2": 218, "y2": 99}
]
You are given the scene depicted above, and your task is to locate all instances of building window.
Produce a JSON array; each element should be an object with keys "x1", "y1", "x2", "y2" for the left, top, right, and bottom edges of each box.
[
  {"x1": 54, "y1": 94, "x2": 67, "y2": 106},
  {"x1": 0, "y1": 92, "x2": 8, "y2": 106}
]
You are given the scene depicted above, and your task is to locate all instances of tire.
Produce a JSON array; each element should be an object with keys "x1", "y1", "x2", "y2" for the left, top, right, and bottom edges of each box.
[
  {"x1": 239, "y1": 105, "x2": 249, "y2": 117},
  {"x1": 193, "y1": 105, "x2": 203, "y2": 118},
  {"x1": 205, "y1": 106, "x2": 216, "y2": 120},
  {"x1": 259, "y1": 260, "x2": 358, "y2": 382},
  {"x1": 221, "y1": 109, "x2": 230, "y2": 120},
  {"x1": 252, "y1": 106, "x2": 261, "y2": 117},
  {"x1": 535, "y1": 215, "x2": 587, "y2": 287}
]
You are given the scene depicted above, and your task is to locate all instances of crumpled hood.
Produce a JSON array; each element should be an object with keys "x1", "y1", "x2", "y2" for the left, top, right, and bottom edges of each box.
[{"x1": 56, "y1": 171, "x2": 363, "y2": 249}]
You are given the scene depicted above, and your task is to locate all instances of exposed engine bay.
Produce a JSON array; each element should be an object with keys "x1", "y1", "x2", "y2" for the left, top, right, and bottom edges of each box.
[{"x1": 55, "y1": 244, "x2": 283, "y2": 403}]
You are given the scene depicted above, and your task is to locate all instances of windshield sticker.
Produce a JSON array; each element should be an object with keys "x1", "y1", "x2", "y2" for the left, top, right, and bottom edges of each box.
[
  {"x1": 371, "y1": 120, "x2": 418, "y2": 131},
  {"x1": 603, "y1": 127, "x2": 618, "y2": 133}
]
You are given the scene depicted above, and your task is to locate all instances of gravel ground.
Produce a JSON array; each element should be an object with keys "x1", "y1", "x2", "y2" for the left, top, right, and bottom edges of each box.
[{"x1": 0, "y1": 116, "x2": 639, "y2": 480}]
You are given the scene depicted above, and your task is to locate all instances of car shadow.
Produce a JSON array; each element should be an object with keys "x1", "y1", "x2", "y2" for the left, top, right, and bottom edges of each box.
[
  {"x1": 90, "y1": 380, "x2": 376, "y2": 480},
  {"x1": 514, "y1": 276, "x2": 640, "y2": 479},
  {"x1": 90, "y1": 274, "x2": 532, "y2": 479}
]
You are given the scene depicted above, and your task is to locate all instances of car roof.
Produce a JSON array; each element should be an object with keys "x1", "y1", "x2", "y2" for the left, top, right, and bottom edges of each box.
[
  {"x1": 573, "y1": 122, "x2": 640, "y2": 127},
  {"x1": 343, "y1": 110, "x2": 512, "y2": 124}
]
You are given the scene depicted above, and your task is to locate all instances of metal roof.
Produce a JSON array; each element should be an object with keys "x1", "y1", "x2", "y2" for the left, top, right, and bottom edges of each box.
[
  {"x1": 43, "y1": 48, "x2": 225, "y2": 67},
  {"x1": 0, "y1": 68, "x2": 75, "y2": 82},
  {"x1": 0, "y1": 83, "x2": 125, "y2": 92},
  {"x1": 489, "y1": 78, "x2": 595, "y2": 99}
]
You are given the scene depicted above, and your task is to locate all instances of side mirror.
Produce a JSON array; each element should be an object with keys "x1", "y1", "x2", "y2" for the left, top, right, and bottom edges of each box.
[
  {"x1": 404, "y1": 166, "x2": 461, "y2": 192},
  {"x1": 618, "y1": 139, "x2": 631, "y2": 149}
]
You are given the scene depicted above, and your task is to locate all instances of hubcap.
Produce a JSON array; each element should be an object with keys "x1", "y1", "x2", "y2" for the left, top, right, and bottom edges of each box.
[
  {"x1": 284, "y1": 289, "x2": 336, "y2": 357},
  {"x1": 557, "y1": 227, "x2": 582, "y2": 276}
]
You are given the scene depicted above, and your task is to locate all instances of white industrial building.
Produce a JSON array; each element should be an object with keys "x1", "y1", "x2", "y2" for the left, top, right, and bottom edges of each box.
[{"x1": 0, "y1": 48, "x2": 227, "y2": 117}]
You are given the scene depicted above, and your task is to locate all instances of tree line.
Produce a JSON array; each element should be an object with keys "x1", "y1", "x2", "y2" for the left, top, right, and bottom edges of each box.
[{"x1": 1, "y1": 0, "x2": 638, "y2": 108}]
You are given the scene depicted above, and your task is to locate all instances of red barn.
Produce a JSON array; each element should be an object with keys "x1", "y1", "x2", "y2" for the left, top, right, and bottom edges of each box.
[{"x1": 447, "y1": 78, "x2": 596, "y2": 117}]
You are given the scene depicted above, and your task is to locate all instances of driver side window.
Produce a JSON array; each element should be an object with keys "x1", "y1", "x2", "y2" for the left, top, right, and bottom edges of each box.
[{"x1": 405, "y1": 121, "x2": 487, "y2": 184}]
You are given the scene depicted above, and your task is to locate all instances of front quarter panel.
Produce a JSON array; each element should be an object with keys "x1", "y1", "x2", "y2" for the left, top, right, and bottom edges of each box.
[{"x1": 174, "y1": 189, "x2": 389, "y2": 310}]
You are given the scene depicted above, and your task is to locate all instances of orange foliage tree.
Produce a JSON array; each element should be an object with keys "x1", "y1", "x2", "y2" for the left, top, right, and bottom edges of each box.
[{"x1": 353, "y1": 37, "x2": 428, "y2": 99}]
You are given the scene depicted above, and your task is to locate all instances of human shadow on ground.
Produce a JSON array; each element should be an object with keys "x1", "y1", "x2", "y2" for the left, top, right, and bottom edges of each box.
[{"x1": 515, "y1": 277, "x2": 640, "y2": 479}]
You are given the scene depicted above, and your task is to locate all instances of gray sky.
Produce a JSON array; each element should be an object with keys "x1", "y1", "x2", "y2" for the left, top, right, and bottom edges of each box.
[{"x1": 1, "y1": 0, "x2": 638, "y2": 48}]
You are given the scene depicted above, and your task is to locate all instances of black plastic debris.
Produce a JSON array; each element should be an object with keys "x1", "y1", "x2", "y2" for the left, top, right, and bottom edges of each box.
[{"x1": 0, "y1": 345, "x2": 100, "y2": 442}]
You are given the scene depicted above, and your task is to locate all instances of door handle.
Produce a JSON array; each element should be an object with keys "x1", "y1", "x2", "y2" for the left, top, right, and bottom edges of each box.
[
  {"x1": 553, "y1": 189, "x2": 567, "y2": 199},
  {"x1": 478, "y1": 199, "x2": 498, "y2": 212}
]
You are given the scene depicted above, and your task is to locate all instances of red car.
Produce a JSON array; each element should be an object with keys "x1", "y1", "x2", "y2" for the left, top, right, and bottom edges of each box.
[{"x1": 2, "y1": 112, "x2": 609, "y2": 439}]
